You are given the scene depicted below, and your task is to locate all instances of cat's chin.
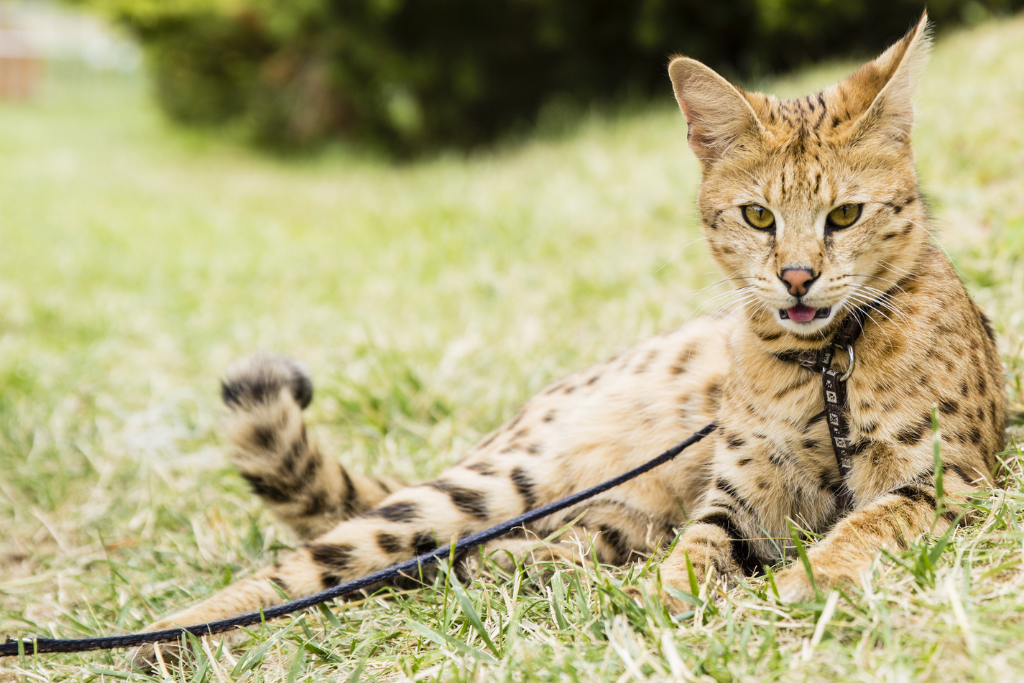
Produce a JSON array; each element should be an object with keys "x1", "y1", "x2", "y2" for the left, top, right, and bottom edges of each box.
[{"x1": 775, "y1": 306, "x2": 837, "y2": 337}]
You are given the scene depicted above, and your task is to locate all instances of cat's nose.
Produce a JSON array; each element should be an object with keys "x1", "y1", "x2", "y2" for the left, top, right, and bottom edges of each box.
[{"x1": 779, "y1": 267, "x2": 817, "y2": 296}]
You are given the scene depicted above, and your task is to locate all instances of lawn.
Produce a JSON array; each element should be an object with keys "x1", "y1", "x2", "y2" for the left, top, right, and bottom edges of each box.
[{"x1": 2, "y1": 14, "x2": 1024, "y2": 683}]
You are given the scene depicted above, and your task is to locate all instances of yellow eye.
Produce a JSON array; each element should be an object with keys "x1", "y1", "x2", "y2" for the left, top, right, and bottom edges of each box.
[
  {"x1": 742, "y1": 204, "x2": 775, "y2": 230},
  {"x1": 826, "y1": 204, "x2": 862, "y2": 228}
]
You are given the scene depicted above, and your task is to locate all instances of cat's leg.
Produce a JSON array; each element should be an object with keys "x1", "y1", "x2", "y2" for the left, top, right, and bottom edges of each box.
[
  {"x1": 129, "y1": 450, "x2": 568, "y2": 667},
  {"x1": 129, "y1": 458, "x2": 682, "y2": 668},
  {"x1": 221, "y1": 353, "x2": 405, "y2": 540},
  {"x1": 138, "y1": 478, "x2": 668, "y2": 635},
  {"x1": 476, "y1": 498, "x2": 677, "y2": 575},
  {"x1": 658, "y1": 449, "x2": 982, "y2": 606},
  {"x1": 770, "y1": 464, "x2": 979, "y2": 602},
  {"x1": 657, "y1": 473, "x2": 768, "y2": 610}
]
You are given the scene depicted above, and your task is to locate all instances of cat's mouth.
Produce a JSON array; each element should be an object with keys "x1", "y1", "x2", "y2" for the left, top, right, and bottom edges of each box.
[{"x1": 779, "y1": 305, "x2": 832, "y2": 323}]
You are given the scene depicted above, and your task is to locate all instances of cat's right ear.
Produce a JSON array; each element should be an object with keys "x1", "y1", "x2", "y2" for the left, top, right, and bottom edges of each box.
[{"x1": 668, "y1": 57, "x2": 765, "y2": 164}]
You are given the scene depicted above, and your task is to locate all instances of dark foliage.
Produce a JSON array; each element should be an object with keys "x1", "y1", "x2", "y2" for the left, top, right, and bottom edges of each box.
[{"x1": 90, "y1": 0, "x2": 1023, "y2": 152}]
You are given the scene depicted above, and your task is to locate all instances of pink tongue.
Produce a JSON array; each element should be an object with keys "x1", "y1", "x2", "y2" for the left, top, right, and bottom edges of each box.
[{"x1": 787, "y1": 305, "x2": 818, "y2": 323}]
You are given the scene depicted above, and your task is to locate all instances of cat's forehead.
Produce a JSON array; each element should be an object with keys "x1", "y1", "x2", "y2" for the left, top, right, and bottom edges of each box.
[
  {"x1": 742, "y1": 84, "x2": 877, "y2": 143},
  {"x1": 721, "y1": 87, "x2": 891, "y2": 203},
  {"x1": 717, "y1": 93, "x2": 853, "y2": 206}
]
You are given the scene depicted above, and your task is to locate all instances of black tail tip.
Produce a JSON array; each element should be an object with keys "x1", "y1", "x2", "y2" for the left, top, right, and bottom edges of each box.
[{"x1": 221, "y1": 353, "x2": 314, "y2": 410}]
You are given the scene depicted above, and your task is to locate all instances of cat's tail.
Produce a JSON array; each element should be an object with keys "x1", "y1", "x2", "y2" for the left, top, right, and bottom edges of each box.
[{"x1": 221, "y1": 352, "x2": 404, "y2": 539}]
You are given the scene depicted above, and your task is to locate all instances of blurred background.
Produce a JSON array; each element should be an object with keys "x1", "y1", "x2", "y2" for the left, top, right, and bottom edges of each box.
[
  {"x1": 2, "y1": 1, "x2": 1024, "y2": 679},
  {"x1": 2, "y1": 0, "x2": 1021, "y2": 152}
]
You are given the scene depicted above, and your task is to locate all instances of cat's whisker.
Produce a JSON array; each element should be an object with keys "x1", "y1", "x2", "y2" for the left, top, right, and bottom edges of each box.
[
  {"x1": 846, "y1": 289, "x2": 903, "y2": 347},
  {"x1": 684, "y1": 286, "x2": 754, "y2": 323},
  {"x1": 748, "y1": 302, "x2": 776, "y2": 330},
  {"x1": 847, "y1": 273, "x2": 912, "y2": 299},
  {"x1": 851, "y1": 293, "x2": 913, "y2": 328},
  {"x1": 654, "y1": 236, "x2": 710, "y2": 274},
  {"x1": 720, "y1": 300, "x2": 759, "y2": 326},
  {"x1": 871, "y1": 303, "x2": 914, "y2": 332},
  {"x1": 873, "y1": 303, "x2": 914, "y2": 330},
  {"x1": 702, "y1": 291, "x2": 764, "y2": 329},
  {"x1": 724, "y1": 296, "x2": 773, "y2": 334},
  {"x1": 877, "y1": 261, "x2": 923, "y2": 289},
  {"x1": 878, "y1": 259, "x2": 920, "y2": 280},
  {"x1": 852, "y1": 284, "x2": 915, "y2": 326},
  {"x1": 839, "y1": 296, "x2": 896, "y2": 351},
  {"x1": 677, "y1": 274, "x2": 757, "y2": 310},
  {"x1": 683, "y1": 289, "x2": 758, "y2": 361},
  {"x1": 701, "y1": 292, "x2": 761, "y2": 323},
  {"x1": 863, "y1": 308, "x2": 899, "y2": 353},
  {"x1": 857, "y1": 269, "x2": 916, "y2": 291},
  {"x1": 862, "y1": 291, "x2": 913, "y2": 323},
  {"x1": 900, "y1": 217, "x2": 963, "y2": 275}
]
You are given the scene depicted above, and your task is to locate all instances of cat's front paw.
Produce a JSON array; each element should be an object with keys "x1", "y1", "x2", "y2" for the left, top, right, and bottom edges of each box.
[
  {"x1": 658, "y1": 557, "x2": 715, "y2": 614},
  {"x1": 773, "y1": 565, "x2": 819, "y2": 603},
  {"x1": 773, "y1": 561, "x2": 856, "y2": 603},
  {"x1": 617, "y1": 577, "x2": 688, "y2": 614},
  {"x1": 658, "y1": 576, "x2": 696, "y2": 614}
]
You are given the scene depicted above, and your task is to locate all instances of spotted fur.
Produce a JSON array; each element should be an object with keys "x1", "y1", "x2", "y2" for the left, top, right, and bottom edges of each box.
[{"x1": 132, "y1": 13, "x2": 1006, "y2": 664}]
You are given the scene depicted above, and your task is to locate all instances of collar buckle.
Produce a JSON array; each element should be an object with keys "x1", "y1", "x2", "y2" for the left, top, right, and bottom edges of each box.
[{"x1": 838, "y1": 344, "x2": 856, "y2": 382}]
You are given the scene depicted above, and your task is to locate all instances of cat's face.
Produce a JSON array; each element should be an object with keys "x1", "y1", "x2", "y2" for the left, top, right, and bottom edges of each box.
[{"x1": 670, "y1": 15, "x2": 931, "y2": 339}]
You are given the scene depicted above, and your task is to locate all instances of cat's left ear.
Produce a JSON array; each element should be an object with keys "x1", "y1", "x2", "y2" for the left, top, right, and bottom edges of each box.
[
  {"x1": 668, "y1": 57, "x2": 766, "y2": 164},
  {"x1": 850, "y1": 12, "x2": 932, "y2": 148}
]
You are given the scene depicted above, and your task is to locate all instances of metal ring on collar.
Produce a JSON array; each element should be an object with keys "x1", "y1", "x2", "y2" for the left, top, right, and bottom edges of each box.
[{"x1": 839, "y1": 344, "x2": 856, "y2": 382}]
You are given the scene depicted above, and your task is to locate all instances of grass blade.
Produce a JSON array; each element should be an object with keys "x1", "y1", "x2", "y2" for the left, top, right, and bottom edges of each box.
[
  {"x1": 933, "y1": 406, "x2": 946, "y2": 517},
  {"x1": 438, "y1": 564, "x2": 499, "y2": 657},
  {"x1": 404, "y1": 619, "x2": 498, "y2": 664},
  {"x1": 787, "y1": 518, "x2": 821, "y2": 601}
]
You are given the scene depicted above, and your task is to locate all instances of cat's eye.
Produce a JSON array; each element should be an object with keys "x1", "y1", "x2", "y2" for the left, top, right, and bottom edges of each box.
[
  {"x1": 826, "y1": 204, "x2": 862, "y2": 229},
  {"x1": 742, "y1": 204, "x2": 775, "y2": 230}
]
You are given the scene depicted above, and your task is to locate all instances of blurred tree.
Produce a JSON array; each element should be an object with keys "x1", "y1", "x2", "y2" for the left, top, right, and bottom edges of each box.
[{"x1": 73, "y1": 0, "x2": 1023, "y2": 152}]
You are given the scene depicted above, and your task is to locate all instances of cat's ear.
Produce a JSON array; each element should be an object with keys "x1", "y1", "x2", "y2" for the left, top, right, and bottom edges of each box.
[
  {"x1": 668, "y1": 57, "x2": 765, "y2": 164},
  {"x1": 847, "y1": 12, "x2": 932, "y2": 148}
]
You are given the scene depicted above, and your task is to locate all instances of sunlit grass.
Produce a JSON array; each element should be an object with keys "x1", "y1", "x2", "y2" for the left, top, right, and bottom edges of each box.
[{"x1": 1, "y1": 14, "x2": 1023, "y2": 682}]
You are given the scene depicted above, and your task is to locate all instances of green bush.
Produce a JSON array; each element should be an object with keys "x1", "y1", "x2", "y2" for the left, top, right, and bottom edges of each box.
[{"x1": 85, "y1": 0, "x2": 1023, "y2": 152}]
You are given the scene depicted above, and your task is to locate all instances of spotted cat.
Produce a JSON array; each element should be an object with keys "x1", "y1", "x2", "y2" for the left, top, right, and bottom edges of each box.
[{"x1": 133, "y1": 13, "x2": 1006, "y2": 662}]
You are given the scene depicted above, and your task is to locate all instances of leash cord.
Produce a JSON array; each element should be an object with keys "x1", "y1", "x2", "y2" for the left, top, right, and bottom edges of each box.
[{"x1": 1, "y1": 422, "x2": 716, "y2": 657}]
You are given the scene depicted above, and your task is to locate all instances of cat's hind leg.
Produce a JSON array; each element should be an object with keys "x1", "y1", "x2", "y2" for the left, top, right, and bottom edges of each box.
[{"x1": 128, "y1": 463, "x2": 542, "y2": 668}]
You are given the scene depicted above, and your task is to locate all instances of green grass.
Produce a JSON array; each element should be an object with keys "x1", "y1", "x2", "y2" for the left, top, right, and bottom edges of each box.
[{"x1": 2, "y1": 15, "x2": 1024, "y2": 683}]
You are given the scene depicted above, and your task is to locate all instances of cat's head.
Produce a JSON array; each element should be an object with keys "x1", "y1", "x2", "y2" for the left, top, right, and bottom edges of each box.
[{"x1": 670, "y1": 14, "x2": 932, "y2": 339}]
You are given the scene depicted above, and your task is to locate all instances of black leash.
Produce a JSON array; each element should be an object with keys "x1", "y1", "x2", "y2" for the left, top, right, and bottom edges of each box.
[{"x1": 1, "y1": 423, "x2": 717, "y2": 658}]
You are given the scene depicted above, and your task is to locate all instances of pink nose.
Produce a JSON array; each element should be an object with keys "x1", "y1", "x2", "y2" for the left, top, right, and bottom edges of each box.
[{"x1": 780, "y1": 268, "x2": 815, "y2": 296}]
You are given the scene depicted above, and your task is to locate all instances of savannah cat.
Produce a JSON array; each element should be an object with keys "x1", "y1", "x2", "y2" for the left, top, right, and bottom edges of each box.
[{"x1": 133, "y1": 13, "x2": 1006, "y2": 663}]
